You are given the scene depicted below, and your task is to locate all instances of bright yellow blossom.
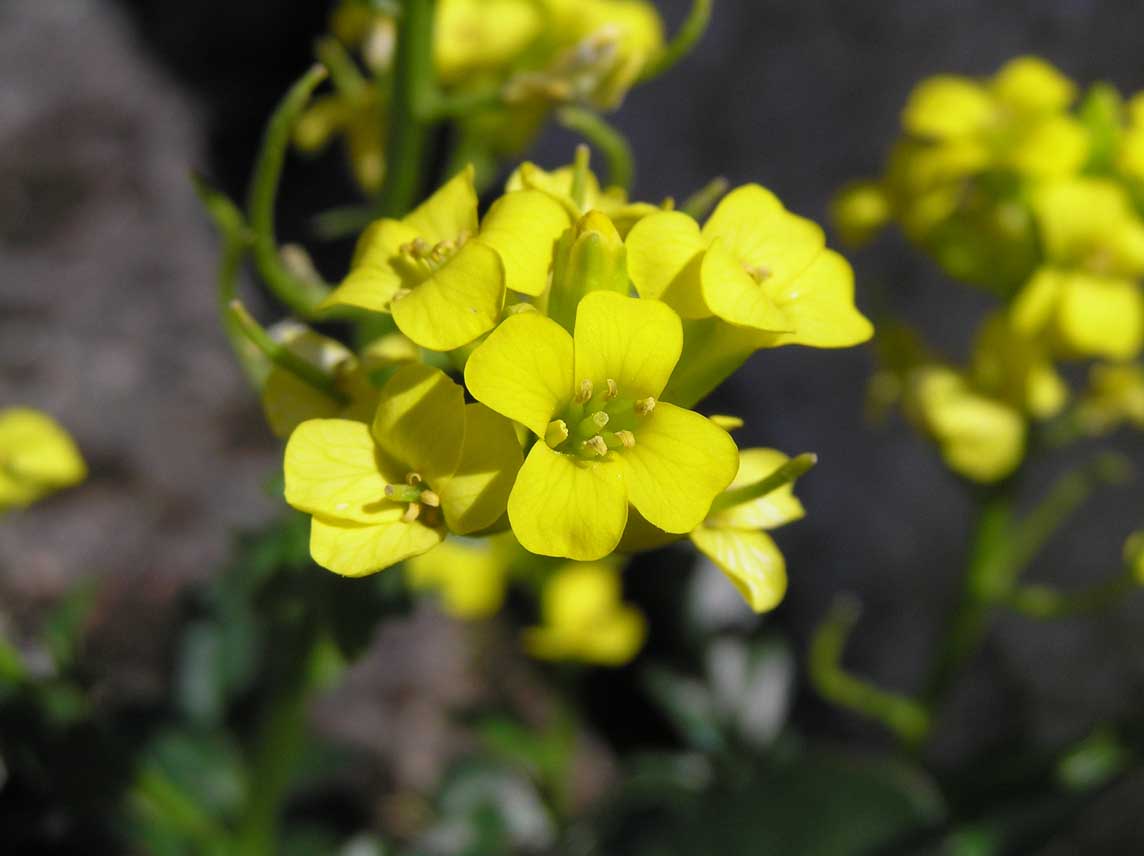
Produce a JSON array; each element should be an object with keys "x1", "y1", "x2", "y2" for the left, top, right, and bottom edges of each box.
[
  {"x1": 284, "y1": 363, "x2": 522, "y2": 576},
  {"x1": 1029, "y1": 178, "x2": 1144, "y2": 277},
  {"x1": 907, "y1": 366, "x2": 1026, "y2": 483},
  {"x1": 0, "y1": 408, "x2": 86, "y2": 511},
  {"x1": 969, "y1": 313, "x2": 1068, "y2": 420},
  {"x1": 405, "y1": 535, "x2": 515, "y2": 619},
  {"x1": 434, "y1": 0, "x2": 544, "y2": 85},
  {"x1": 626, "y1": 186, "x2": 872, "y2": 347},
  {"x1": 506, "y1": 161, "x2": 663, "y2": 236},
  {"x1": 322, "y1": 167, "x2": 569, "y2": 348},
  {"x1": 523, "y1": 561, "x2": 646, "y2": 665},
  {"x1": 690, "y1": 449, "x2": 806, "y2": 613},
  {"x1": 465, "y1": 290, "x2": 739, "y2": 561}
]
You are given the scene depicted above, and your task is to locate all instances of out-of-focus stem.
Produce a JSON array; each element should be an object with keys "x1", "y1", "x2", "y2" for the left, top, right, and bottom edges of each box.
[
  {"x1": 558, "y1": 107, "x2": 635, "y2": 192},
  {"x1": 638, "y1": 0, "x2": 714, "y2": 83}
]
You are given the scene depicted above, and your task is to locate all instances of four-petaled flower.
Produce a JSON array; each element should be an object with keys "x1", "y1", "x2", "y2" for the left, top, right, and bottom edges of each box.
[
  {"x1": 465, "y1": 290, "x2": 739, "y2": 561},
  {"x1": 284, "y1": 363, "x2": 522, "y2": 575}
]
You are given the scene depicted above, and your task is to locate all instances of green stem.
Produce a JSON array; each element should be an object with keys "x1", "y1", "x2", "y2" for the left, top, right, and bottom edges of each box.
[
  {"x1": 680, "y1": 176, "x2": 728, "y2": 220},
  {"x1": 226, "y1": 300, "x2": 349, "y2": 405},
  {"x1": 708, "y1": 453, "x2": 817, "y2": 514},
  {"x1": 316, "y1": 36, "x2": 367, "y2": 96},
  {"x1": 809, "y1": 596, "x2": 931, "y2": 746},
  {"x1": 1006, "y1": 570, "x2": 1138, "y2": 619},
  {"x1": 247, "y1": 65, "x2": 332, "y2": 317},
  {"x1": 377, "y1": 0, "x2": 437, "y2": 217},
  {"x1": 638, "y1": 0, "x2": 714, "y2": 83},
  {"x1": 558, "y1": 107, "x2": 634, "y2": 192},
  {"x1": 569, "y1": 143, "x2": 591, "y2": 210}
]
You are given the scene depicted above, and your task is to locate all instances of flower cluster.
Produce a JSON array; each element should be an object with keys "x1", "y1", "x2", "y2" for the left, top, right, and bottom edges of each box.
[
  {"x1": 0, "y1": 408, "x2": 86, "y2": 513},
  {"x1": 273, "y1": 157, "x2": 870, "y2": 650},
  {"x1": 836, "y1": 57, "x2": 1144, "y2": 481},
  {"x1": 298, "y1": 0, "x2": 665, "y2": 194}
]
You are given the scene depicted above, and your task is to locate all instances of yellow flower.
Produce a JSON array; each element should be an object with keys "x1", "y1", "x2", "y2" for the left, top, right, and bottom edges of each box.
[
  {"x1": 1075, "y1": 362, "x2": 1144, "y2": 435},
  {"x1": 523, "y1": 561, "x2": 646, "y2": 665},
  {"x1": 294, "y1": 88, "x2": 386, "y2": 194},
  {"x1": 902, "y1": 74, "x2": 996, "y2": 142},
  {"x1": 464, "y1": 291, "x2": 739, "y2": 561},
  {"x1": 1012, "y1": 267, "x2": 1144, "y2": 361},
  {"x1": 505, "y1": 160, "x2": 662, "y2": 236},
  {"x1": 1029, "y1": 178, "x2": 1144, "y2": 277},
  {"x1": 405, "y1": 535, "x2": 515, "y2": 619},
  {"x1": 969, "y1": 313, "x2": 1068, "y2": 419},
  {"x1": 322, "y1": 167, "x2": 569, "y2": 349},
  {"x1": 626, "y1": 185, "x2": 872, "y2": 346},
  {"x1": 284, "y1": 363, "x2": 522, "y2": 576},
  {"x1": 907, "y1": 366, "x2": 1026, "y2": 483},
  {"x1": 990, "y1": 56, "x2": 1076, "y2": 115},
  {"x1": 690, "y1": 449, "x2": 806, "y2": 613},
  {"x1": 830, "y1": 180, "x2": 892, "y2": 248},
  {"x1": 0, "y1": 408, "x2": 86, "y2": 511},
  {"x1": 434, "y1": 0, "x2": 544, "y2": 85}
]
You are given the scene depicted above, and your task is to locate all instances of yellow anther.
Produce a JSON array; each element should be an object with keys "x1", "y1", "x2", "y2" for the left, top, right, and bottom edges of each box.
[
  {"x1": 403, "y1": 503, "x2": 421, "y2": 522},
  {"x1": 605, "y1": 378, "x2": 619, "y2": 400},
  {"x1": 590, "y1": 410, "x2": 610, "y2": 429},
  {"x1": 575, "y1": 378, "x2": 594, "y2": 403},
  {"x1": 615, "y1": 429, "x2": 636, "y2": 449},
  {"x1": 406, "y1": 472, "x2": 422, "y2": 486},
  {"x1": 420, "y1": 490, "x2": 440, "y2": 508},
  {"x1": 635, "y1": 396, "x2": 656, "y2": 416},
  {"x1": 545, "y1": 419, "x2": 570, "y2": 447},
  {"x1": 583, "y1": 435, "x2": 608, "y2": 457}
]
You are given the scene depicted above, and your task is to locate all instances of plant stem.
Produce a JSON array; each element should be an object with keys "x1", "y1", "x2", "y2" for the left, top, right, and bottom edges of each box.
[
  {"x1": 680, "y1": 176, "x2": 729, "y2": 220},
  {"x1": 377, "y1": 0, "x2": 437, "y2": 217},
  {"x1": 558, "y1": 107, "x2": 635, "y2": 192},
  {"x1": 708, "y1": 453, "x2": 817, "y2": 514},
  {"x1": 638, "y1": 0, "x2": 714, "y2": 83}
]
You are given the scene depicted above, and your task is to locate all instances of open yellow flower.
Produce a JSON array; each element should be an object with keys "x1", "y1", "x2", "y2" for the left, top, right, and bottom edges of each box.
[
  {"x1": 284, "y1": 363, "x2": 522, "y2": 576},
  {"x1": 690, "y1": 449, "x2": 806, "y2": 613},
  {"x1": 435, "y1": 0, "x2": 544, "y2": 85},
  {"x1": 0, "y1": 408, "x2": 86, "y2": 512},
  {"x1": 626, "y1": 186, "x2": 872, "y2": 346},
  {"x1": 465, "y1": 291, "x2": 739, "y2": 560},
  {"x1": 907, "y1": 366, "x2": 1026, "y2": 483},
  {"x1": 523, "y1": 561, "x2": 646, "y2": 665},
  {"x1": 322, "y1": 167, "x2": 571, "y2": 347}
]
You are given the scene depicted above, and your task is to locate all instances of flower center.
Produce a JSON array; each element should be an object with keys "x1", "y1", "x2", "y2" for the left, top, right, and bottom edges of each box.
[
  {"x1": 390, "y1": 231, "x2": 471, "y2": 302},
  {"x1": 384, "y1": 471, "x2": 441, "y2": 524},
  {"x1": 546, "y1": 377, "x2": 652, "y2": 460}
]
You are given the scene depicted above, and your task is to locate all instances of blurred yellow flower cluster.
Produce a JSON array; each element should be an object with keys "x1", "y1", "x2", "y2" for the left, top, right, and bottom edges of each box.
[
  {"x1": 0, "y1": 408, "x2": 86, "y2": 513},
  {"x1": 837, "y1": 57, "x2": 1144, "y2": 482},
  {"x1": 269, "y1": 156, "x2": 870, "y2": 659},
  {"x1": 298, "y1": 0, "x2": 666, "y2": 194}
]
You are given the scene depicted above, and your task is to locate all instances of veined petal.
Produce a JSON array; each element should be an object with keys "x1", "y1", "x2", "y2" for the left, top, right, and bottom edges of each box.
[
  {"x1": 619, "y1": 402, "x2": 738, "y2": 533},
  {"x1": 707, "y1": 448, "x2": 806, "y2": 531},
  {"x1": 573, "y1": 291, "x2": 682, "y2": 399},
  {"x1": 690, "y1": 526, "x2": 787, "y2": 613},
  {"x1": 756, "y1": 250, "x2": 874, "y2": 348},
  {"x1": 321, "y1": 219, "x2": 419, "y2": 313},
  {"x1": 403, "y1": 165, "x2": 479, "y2": 243},
  {"x1": 372, "y1": 364, "x2": 466, "y2": 484},
  {"x1": 438, "y1": 403, "x2": 523, "y2": 535},
  {"x1": 508, "y1": 442, "x2": 628, "y2": 560},
  {"x1": 700, "y1": 239, "x2": 793, "y2": 332},
  {"x1": 625, "y1": 210, "x2": 710, "y2": 318},
  {"x1": 465, "y1": 312, "x2": 574, "y2": 437},
  {"x1": 310, "y1": 515, "x2": 443, "y2": 577},
  {"x1": 391, "y1": 240, "x2": 505, "y2": 351},
  {"x1": 479, "y1": 189, "x2": 571, "y2": 296},
  {"x1": 284, "y1": 419, "x2": 404, "y2": 524}
]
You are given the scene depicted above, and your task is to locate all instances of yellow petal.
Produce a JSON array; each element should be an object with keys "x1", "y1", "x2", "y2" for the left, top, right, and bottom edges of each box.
[
  {"x1": 573, "y1": 291, "x2": 682, "y2": 399},
  {"x1": 1007, "y1": 115, "x2": 1089, "y2": 179},
  {"x1": 284, "y1": 419, "x2": 403, "y2": 524},
  {"x1": 310, "y1": 515, "x2": 442, "y2": 577},
  {"x1": 434, "y1": 0, "x2": 542, "y2": 83},
  {"x1": 619, "y1": 402, "x2": 738, "y2": 533},
  {"x1": 902, "y1": 75, "x2": 994, "y2": 140},
  {"x1": 755, "y1": 249, "x2": 873, "y2": 348},
  {"x1": 405, "y1": 538, "x2": 509, "y2": 619},
  {"x1": 0, "y1": 408, "x2": 86, "y2": 509},
  {"x1": 1011, "y1": 267, "x2": 1064, "y2": 335},
  {"x1": 992, "y1": 56, "x2": 1075, "y2": 113},
  {"x1": 707, "y1": 448, "x2": 806, "y2": 530},
  {"x1": 402, "y1": 165, "x2": 479, "y2": 243},
  {"x1": 830, "y1": 180, "x2": 891, "y2": 247},
  {"x1": 700, "y1": 238, "x2": 793, "y2": 332},
  {"x1": 524, "y1": 607, "x2": 646, "y2": 665},
  {"x1": 438, "y1": 403, "x2": 523, "y2": 535},
  {"x1": 1056, "y1": 274, "x2": 1144, "y2": 360},
  {"x1": 372, "y1": 363, "x2": 466, "y2": 485},
  {"x1": 391, "y1": 239, "x2": 505, "y2": 351},
  {"x1": 690, "y1": 526, "x2": 787, "y2": 613},
  {"x1": 321, "y1": 219, "x2": 419, "y2": 313},
  {"x1": 624, "y1": 210, "x2": 710, "y2": 318},
  {"x1": 508, "y1": 442, "x2": 628, "y2": 560},
  {"x1": 479, "y1": 189, "x2": 571, "y2": 297},
  {"x1": 464, "y1": 312, "x2": 574, "y2": 437}
]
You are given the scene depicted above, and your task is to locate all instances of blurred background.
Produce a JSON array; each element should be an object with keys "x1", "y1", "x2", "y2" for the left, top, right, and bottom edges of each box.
[{"x1": 3, "y1": 0, "x2": 1144, "y2": 852}]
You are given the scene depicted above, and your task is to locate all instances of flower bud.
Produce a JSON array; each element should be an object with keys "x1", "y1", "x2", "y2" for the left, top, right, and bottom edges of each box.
[{"x1": 548, "y1": 210, "x2": 628, "y2": 331}]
